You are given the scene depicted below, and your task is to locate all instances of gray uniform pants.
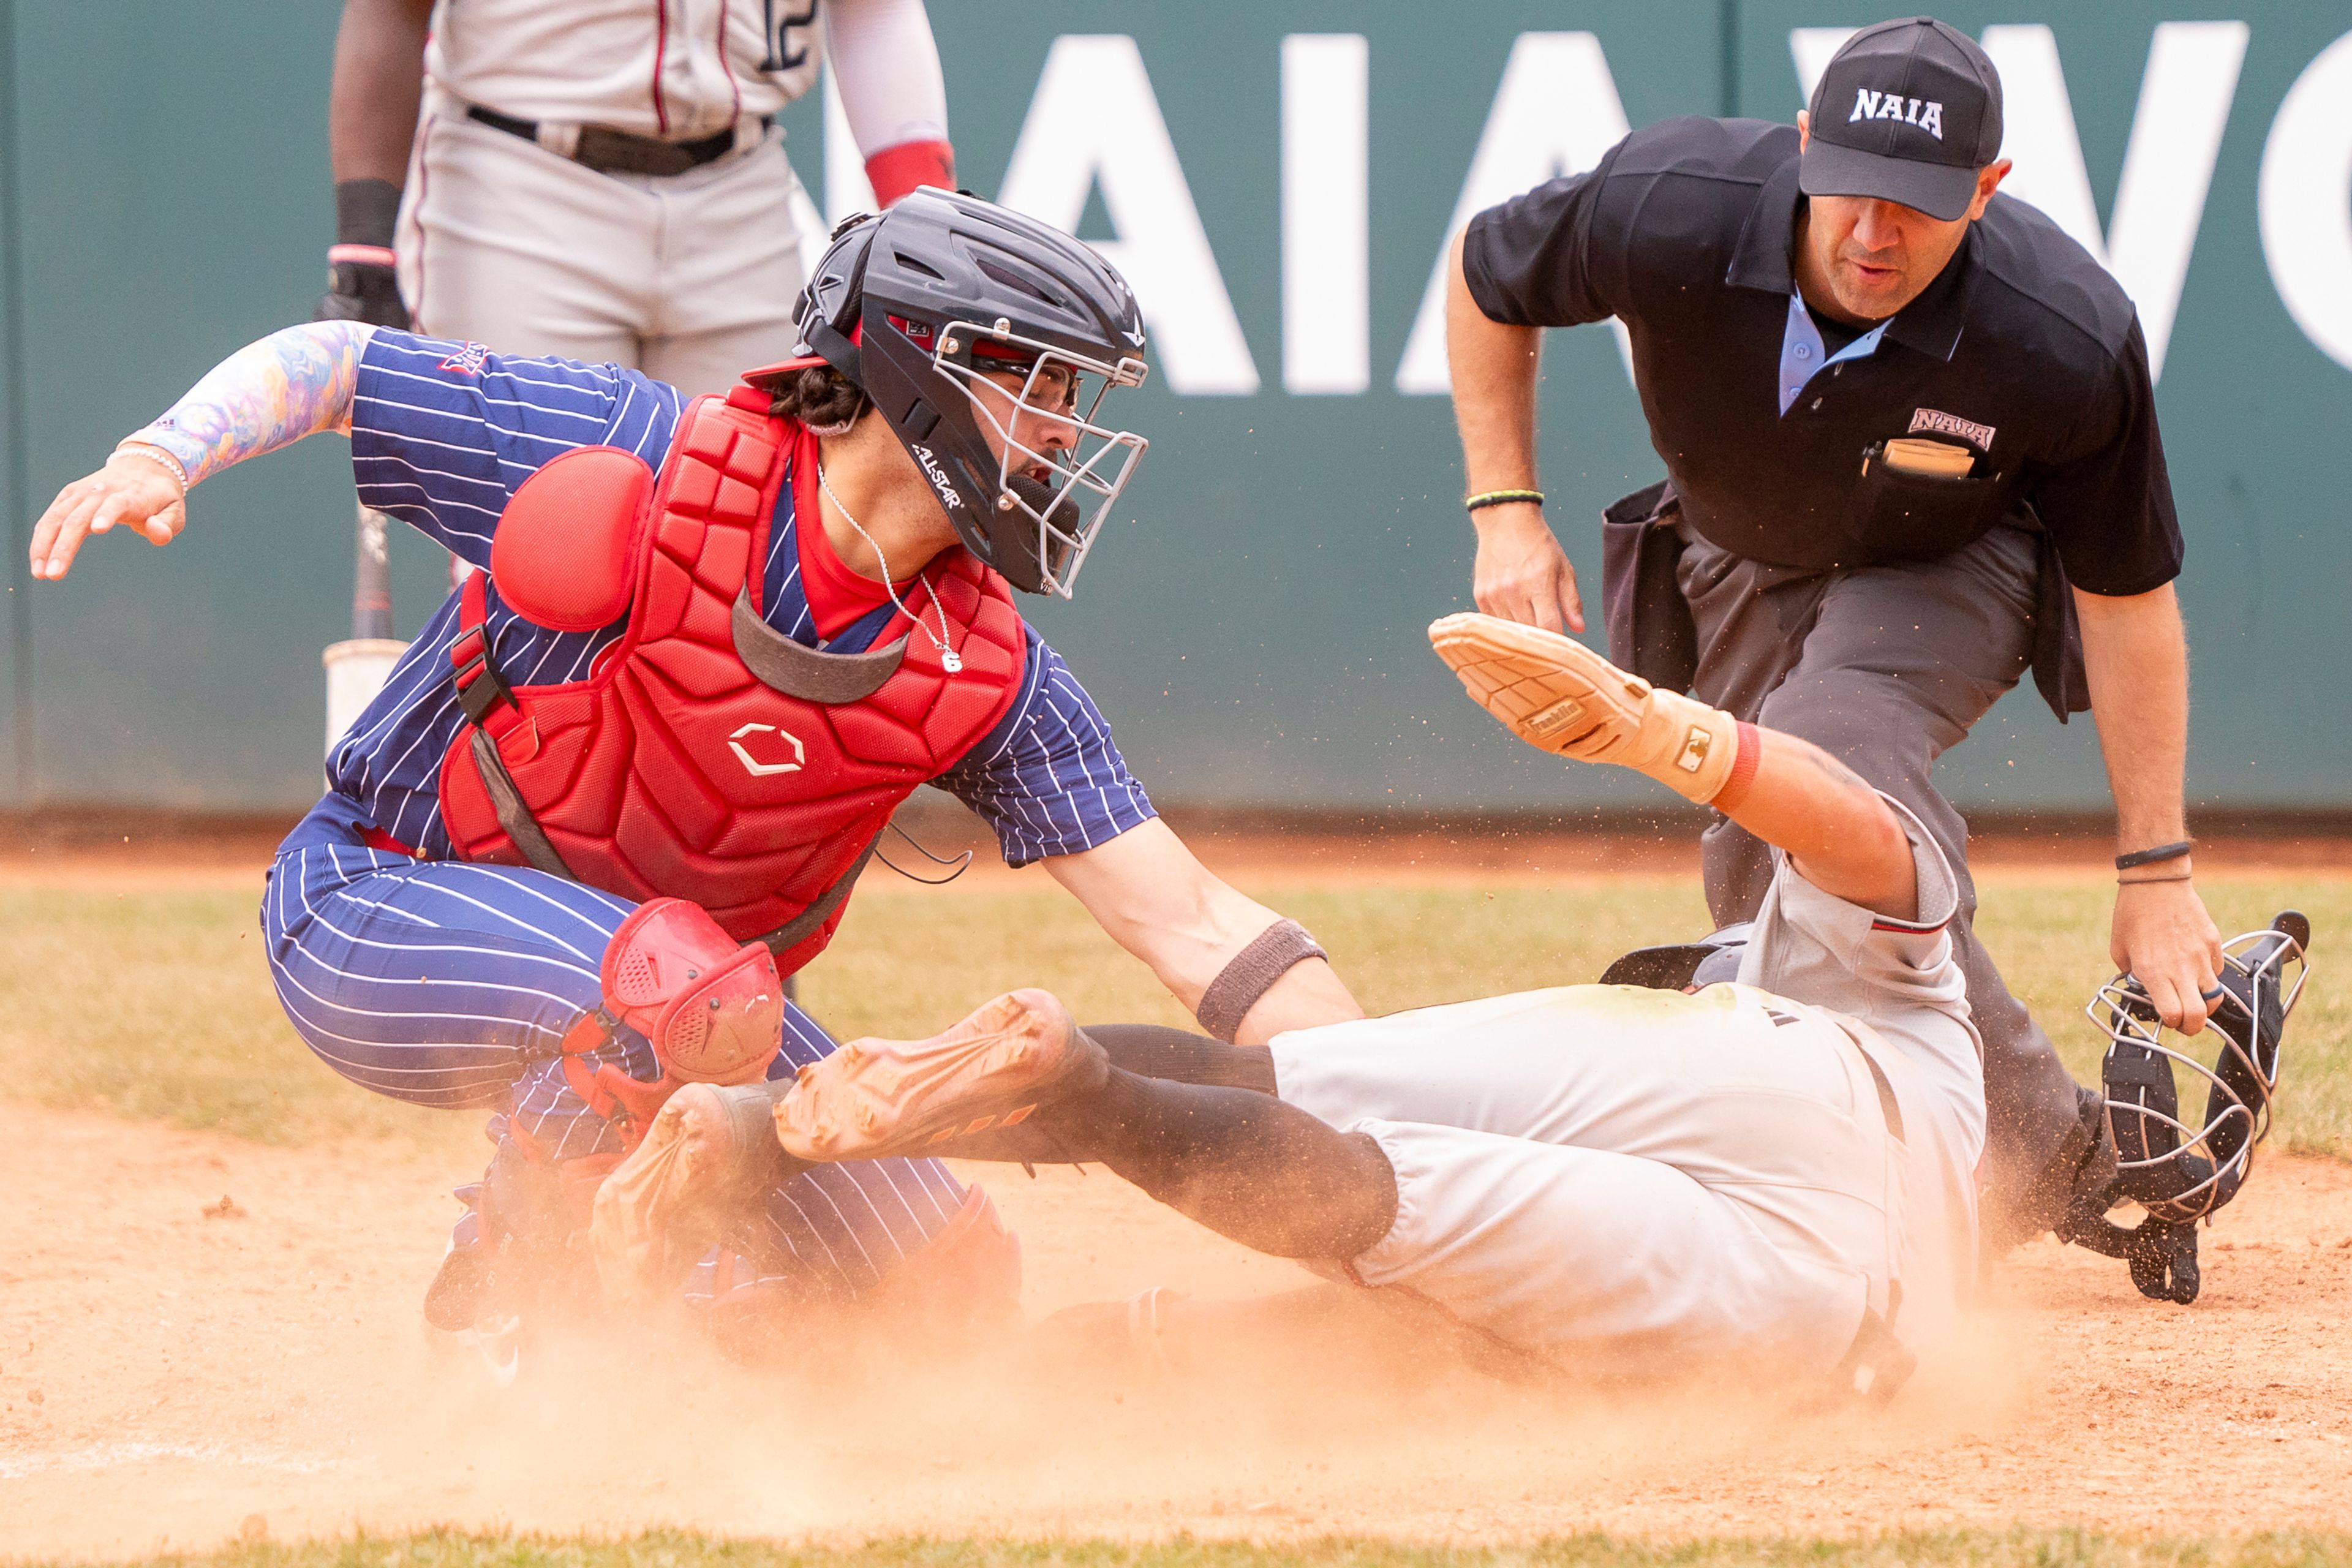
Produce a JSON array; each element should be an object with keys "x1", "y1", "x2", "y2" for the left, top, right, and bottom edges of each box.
[{"x1": 1671, "y1": 519, "x2": 2092, "y2": 1237}]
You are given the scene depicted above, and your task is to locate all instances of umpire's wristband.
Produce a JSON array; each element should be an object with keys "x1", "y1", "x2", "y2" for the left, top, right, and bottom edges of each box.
[{"x1": 1466, "y1": 489, "x2": 1545, "y2": 513}]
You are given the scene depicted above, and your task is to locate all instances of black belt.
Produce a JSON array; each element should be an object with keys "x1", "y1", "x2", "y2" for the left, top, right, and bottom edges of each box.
[{"x1": 467, "y1": 105, "x2": 763, "y2": 178}]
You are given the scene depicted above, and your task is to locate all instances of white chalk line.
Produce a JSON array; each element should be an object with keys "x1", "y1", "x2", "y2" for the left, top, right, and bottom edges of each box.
[{"x1": 0, "y1": 1439, "x2": 341, "y2": 1481}]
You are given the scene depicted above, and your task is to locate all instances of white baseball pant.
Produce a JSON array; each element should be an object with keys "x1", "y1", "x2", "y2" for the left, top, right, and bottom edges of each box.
[
  {"x1": 396, "y1": 91, "x2": 823, "y2": 396},
  {"x1": 1268, "y1": 802, "x2": 1984, "y2": 1377}
]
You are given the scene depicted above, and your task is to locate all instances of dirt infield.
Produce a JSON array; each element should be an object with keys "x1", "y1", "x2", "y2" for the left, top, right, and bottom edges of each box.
[{"x1": 4, "y1": 1104, "x2": 2350, "y2": 1561}]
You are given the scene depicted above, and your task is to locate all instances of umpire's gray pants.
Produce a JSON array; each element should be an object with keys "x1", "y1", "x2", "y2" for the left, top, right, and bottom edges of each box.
[{"x1": 1672, "y1": 519, "x2": 2090, "y2": 1238}]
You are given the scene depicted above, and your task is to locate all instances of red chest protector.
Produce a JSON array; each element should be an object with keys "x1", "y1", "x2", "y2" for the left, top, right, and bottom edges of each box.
[{"x1": 435, "y1": 388, "x2": 1027, "y2": 973}]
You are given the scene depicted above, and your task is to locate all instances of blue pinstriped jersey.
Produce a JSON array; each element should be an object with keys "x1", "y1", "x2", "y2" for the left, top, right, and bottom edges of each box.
[{"x1": 311, "y1": 331, "x2": 1155, "y2": 866}]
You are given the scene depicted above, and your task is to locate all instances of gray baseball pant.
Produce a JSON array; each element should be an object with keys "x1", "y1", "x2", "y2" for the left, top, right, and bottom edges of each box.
[{"x1": 1670, "y1": 518, "x2": 2097, "y2": 1239}]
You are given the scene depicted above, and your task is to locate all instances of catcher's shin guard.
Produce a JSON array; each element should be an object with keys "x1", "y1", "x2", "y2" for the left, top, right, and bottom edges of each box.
[
  {"x1": 559, "y1": 896, "x2": 786, "y2": 1150},
  {"x1": 1427, "y1": 614, "x2": 1754, "y2": 807},
  {"x1": 2064, "y1": 912, "x2": 2310, "y2": 1303}
]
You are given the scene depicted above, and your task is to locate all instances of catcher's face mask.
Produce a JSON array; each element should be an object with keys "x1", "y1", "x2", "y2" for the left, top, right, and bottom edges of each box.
[
  {"x1": 2088, "y1": 912, "x2": 2309, "y2": 1226},
  {"x1": 929, "y1": 321, "x2": 1147, "y2": 599}
]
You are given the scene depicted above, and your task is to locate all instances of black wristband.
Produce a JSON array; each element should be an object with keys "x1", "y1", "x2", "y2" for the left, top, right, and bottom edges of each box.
[
  {"x1": 2114, "y1": 841, "x2": 2192, "y2": 871},
  {"x1": 1196, "y1": 919, "x2": 1327, "y2": 1044},
  {"x1": 334, "y1": 178, "x2": 404, "y2": 250}
]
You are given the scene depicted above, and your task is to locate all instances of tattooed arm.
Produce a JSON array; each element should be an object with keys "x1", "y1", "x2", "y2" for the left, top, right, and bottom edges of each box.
[{"x1": 29, "y1": 320, "x2": 377, "y2": 580}]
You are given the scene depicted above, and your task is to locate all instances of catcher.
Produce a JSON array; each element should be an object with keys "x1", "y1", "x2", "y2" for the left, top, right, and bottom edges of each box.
[
  {"x1": 597, "y1": 617, "x2": 2305, "y2": 1387},
  {"x1": 26, "y1": 190, "x2": 1360, "y2": 1366}
]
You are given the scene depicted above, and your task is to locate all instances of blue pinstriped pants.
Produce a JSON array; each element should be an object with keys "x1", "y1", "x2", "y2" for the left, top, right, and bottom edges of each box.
[{"x1": 261, "y1": 808, "x2": 966, "y2": 1300}]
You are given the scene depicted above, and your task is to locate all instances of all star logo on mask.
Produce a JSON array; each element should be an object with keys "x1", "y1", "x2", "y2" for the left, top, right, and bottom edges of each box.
[
  {"x1": 910, "y1": 444, "x2": 964, "y2": 510},
  {"x1": 1849, "y1": 88, "x2": 1945, "y2": 140}
]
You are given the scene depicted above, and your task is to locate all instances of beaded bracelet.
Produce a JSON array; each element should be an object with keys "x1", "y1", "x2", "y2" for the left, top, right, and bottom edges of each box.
[{"x1": 111, "y1": 442, "x2": 189, "y2": 493}]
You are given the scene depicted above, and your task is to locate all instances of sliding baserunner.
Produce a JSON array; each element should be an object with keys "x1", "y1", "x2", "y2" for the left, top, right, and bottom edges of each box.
[
  {"x1": 599, "y1": 617, "x2": 1985, "y2": 1385},
  {"x1": 28, "y1": 190, "x2": 1360, "y2": 1366}
]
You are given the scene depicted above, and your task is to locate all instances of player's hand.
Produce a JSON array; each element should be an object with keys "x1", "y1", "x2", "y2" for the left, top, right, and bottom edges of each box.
[
  {"x1": 2112, "y1": 876, "x2": 2223, "y2": 1035},
  {"x1": 314, "y1": 259, "x2": 410, "y2": 330},
  {"x1": 28, "y1": 453, "x2": 187, "y2": 580},
  {"x1": 1471, "y1": 503, "x2": 1584, "y2": 634}
]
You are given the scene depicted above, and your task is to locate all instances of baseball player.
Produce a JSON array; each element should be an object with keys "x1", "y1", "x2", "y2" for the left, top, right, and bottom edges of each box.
[
  {"x1": 29, "y1": 191, "x2": 1360, "y2": 1357},
  {"x1": 1443, "y1": 18, "x2": 2220, "y2": 1294},
  {"x1": 318, "y1": 0, "x2": 954, "y2": 394},
  {"x1": 598, "y1": 615, "x2": 1991, "y2": 1388}
]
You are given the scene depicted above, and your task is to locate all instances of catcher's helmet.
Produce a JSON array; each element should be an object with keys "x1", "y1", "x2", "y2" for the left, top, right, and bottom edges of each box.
[{"x1": 783, "y1": 189, "x2": 1148, "y2": 597}]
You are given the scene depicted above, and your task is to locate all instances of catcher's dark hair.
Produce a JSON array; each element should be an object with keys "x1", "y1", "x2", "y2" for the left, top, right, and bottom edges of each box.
[{"x1": 767, "y1": 362, "x2": 871, "y2": 433}]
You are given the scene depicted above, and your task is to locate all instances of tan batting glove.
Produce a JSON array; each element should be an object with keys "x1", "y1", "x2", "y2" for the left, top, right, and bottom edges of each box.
[{"x1": 1428, "y1": 612, "x2": 1752, "y2": 807}]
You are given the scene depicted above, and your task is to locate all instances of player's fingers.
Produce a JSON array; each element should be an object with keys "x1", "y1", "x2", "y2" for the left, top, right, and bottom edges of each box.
[
  {"x1": 34, "y1": 486, "x2": 108, "y2": 580},
  {"x1": 141, "y1": 499, "x2": 186, "y2": 546},
  {"x1": 1560, "y1": 570, "x2": 1588, "y2": 636},
  {"x1": 86, "y1": 492, "x2": 137, "y2": 538},
  {"x1": 26, "y1": 486, "x2": 81, "y2": 575},
  {"x1": 28, "y1": 480, "x2": 100, "y2": 573}
]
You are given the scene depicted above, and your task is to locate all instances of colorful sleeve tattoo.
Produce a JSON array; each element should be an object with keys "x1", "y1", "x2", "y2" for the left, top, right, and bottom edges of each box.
[{"x1": 121, "y1": 321, "x2": 375, "y2": 488}]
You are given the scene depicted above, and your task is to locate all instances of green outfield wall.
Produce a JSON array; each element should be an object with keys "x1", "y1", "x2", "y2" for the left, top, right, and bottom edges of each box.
[{"x1": 3, "y1": 1, "x2": 2349, "y2": 816}]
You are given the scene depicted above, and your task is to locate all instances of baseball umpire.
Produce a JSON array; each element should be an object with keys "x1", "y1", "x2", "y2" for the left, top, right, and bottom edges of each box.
[
  {"x1": 30, "y1": 190, "x2": 1360, "y2": 1361},
  {"x1": 318, "y1": 0, "x2": 954, "y2": 393},
  {"x1": 1442, "y1": 17, "x2": 2218, "y2": 1288}
]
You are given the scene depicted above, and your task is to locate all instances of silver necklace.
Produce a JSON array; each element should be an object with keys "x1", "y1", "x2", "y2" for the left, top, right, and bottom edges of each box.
[{"x1": 816, "y1": 464, "x2": 961, "y2": 674}]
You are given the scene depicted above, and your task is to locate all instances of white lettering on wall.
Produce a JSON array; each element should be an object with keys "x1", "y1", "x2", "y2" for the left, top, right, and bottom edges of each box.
[
  {"x1": 2260, "y1": 29, "x2": 2352, "y2": 371},
  {"x1": 1790, "y1": 23, "x2": 2247, "y2": 382},
  {"x1": 1282, "y1": 34, "x2": 1371, "y2": 395},
  {"x1": 998, "y1": 35, "x2": 1259, "y2": 396},
  {"x1": 1790, "y1": 28, "x2": 1856, "y2": 107},
  {"x1": 1395, "y1": 32, "x2": 1633, "y2": 395}
]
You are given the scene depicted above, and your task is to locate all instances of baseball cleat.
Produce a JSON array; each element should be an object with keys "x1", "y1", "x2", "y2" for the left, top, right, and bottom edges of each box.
[
  {"x1": 775, "y1": 987, "x2": 1101, "y2": 1161},
  {"x1": 1427, "y1": 612, "x2": 1746, "y2": 806},
  {"x1": 590, "y1": 1079, "x2": 792, "y2": 1302}
]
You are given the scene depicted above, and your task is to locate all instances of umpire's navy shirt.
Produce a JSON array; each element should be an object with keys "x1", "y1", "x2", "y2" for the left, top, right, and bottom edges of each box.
[{"x1": 1463, "y1": 116, "x2": 2183, "y2": 596}]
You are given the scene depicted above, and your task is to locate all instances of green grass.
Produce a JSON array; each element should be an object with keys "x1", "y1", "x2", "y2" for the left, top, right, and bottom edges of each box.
[
  {"x1": 3, "y1": 870, "x2": 2348, "y2": 1159},
  {"x1": 28, "y1": 1528, "x2": 2352, "y2": 1568}
]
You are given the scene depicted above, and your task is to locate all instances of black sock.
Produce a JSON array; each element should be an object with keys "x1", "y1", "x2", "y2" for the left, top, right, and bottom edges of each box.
[
  {"x1": 1052, "y1": 1068, "x2": 1398, "y2": 1261},
  {"x1": 930, "y1": 1022, "x2": 1275, "y2": 1164},
  {"x1": 1087, "y1": 1023, "x2": 1280, "y2": 1094}
]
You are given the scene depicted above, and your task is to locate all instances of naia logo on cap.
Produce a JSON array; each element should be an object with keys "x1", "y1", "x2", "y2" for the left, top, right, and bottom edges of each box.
[{"x1": 1850, "y1": 89, "x2": 1945, "y2": 140}]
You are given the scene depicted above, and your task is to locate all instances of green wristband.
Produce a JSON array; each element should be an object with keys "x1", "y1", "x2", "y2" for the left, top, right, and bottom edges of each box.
[{"x1": 1465, "y1": 489, "x2": 1545, "y2": 513}]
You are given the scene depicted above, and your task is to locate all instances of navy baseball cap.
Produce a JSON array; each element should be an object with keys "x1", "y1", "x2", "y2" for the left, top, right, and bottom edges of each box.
[{"x1": 1803, "y1": 17, "x2": 2004, "y2": 222}]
